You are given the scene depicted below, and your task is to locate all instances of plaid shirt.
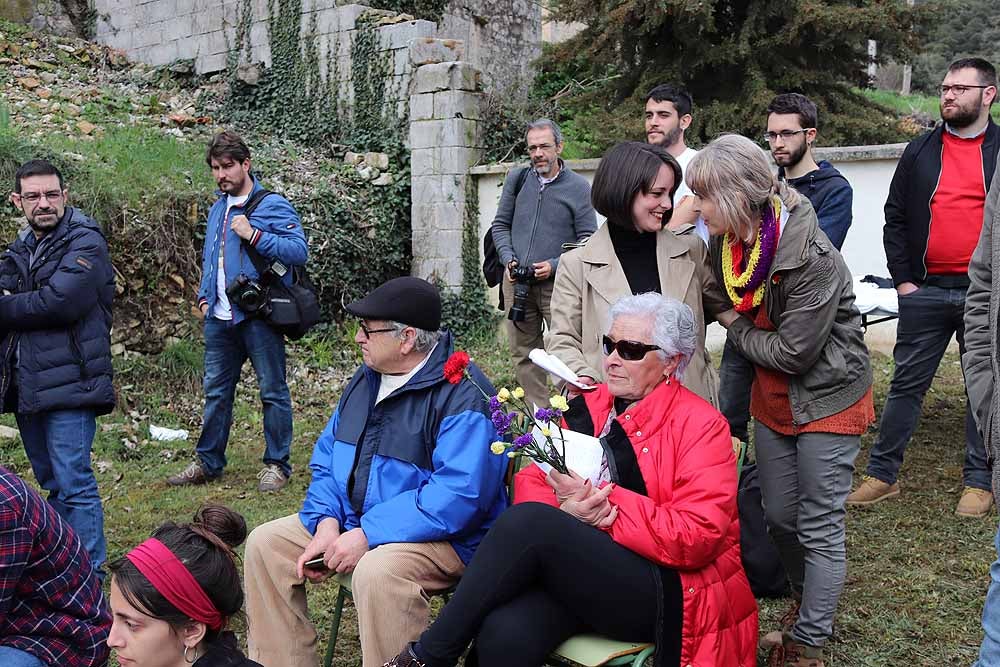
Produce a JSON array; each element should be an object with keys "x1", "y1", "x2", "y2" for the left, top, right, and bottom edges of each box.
[{"x1": 0, "y1": 467, "x2": 110, "y2": 666}]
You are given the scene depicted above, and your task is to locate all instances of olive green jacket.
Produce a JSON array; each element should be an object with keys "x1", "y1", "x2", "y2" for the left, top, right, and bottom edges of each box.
[
  {"x1": 709, "y1": 199, "x2": 872, "y2": 425},
  {"x1": 964, "y1": 163, "x2": 1000, "y2": 500}
]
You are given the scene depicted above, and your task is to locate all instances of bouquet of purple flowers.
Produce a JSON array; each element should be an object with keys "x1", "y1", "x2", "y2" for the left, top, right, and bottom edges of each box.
[
  {"x1": 443, "y1": 351, "x2": 570, "y2": 474},
  {"x1": 486, "y1": 388, "x2": 571, "y2": 475}
]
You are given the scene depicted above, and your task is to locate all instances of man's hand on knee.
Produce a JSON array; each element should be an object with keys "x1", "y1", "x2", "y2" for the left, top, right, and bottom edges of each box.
[
  {"x1": 328, "y1": 527, "x2": 370, "y2": 574},
  {"x1": 296, "y1": 517, "x2": 340, "y2": 581}
]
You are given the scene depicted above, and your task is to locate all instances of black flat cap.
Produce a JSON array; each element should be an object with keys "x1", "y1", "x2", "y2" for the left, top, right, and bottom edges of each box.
[{"x1": 345, "y1": 277, "x2": 441, "y2": 331}]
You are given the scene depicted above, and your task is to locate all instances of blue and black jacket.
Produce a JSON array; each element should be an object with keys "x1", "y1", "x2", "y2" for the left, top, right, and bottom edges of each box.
[
  {"x1": 299, "y1": 332, "x2": 509, "y2": 563},
  {"x1": 780, "y1": 160, "x2": 854, "y2": 251},
  {"x1": 197, "y1": 175, "x2": 308, "y2": 324}
]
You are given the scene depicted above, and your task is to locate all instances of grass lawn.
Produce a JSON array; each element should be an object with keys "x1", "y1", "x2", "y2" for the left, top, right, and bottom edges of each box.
[{"x1": 3, "y1": 324, "x2": 992, "y2": 666}]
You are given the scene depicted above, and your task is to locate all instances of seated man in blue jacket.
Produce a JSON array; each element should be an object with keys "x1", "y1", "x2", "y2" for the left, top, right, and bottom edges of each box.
[{"x1": 243, "y1": 277, "x2": 508, "y2": 667}]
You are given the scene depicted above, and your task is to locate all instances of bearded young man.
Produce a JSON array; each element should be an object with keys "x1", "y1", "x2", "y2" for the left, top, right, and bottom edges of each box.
[
  {"x1": 643, "y1": 84, "x2": 707, "y2": 241},
  {"x1": 848, "y1": 58, "x2": 1000, "y2": 517},
  {"x1": 167, "y1": 130, "x2": 308, "y2": 492},
  {"x1": 766, "y1": 93, "x2": 853, "y2": 250}
]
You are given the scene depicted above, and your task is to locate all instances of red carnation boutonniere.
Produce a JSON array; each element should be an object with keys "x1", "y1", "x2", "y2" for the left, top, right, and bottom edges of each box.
[
  {"x1": 771, "y1": 273, "x2": 783, "y2": 286},
  {"x1": 443, "y1": 351, "x2": 471, "y2": 384}
]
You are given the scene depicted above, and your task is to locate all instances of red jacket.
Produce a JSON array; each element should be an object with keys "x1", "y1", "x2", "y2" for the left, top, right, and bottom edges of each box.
[{"x1": 514, "y1": 381, "x2": 758, "y2": 667}]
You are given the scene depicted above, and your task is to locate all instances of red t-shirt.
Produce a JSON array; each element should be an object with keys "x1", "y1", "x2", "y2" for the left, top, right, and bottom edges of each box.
[{"x1": 926, "y1": 131, "x2": 987, "y2": 275}]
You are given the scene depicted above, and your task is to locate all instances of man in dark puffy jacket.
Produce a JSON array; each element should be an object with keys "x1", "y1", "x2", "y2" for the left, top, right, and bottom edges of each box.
[{"x1": 1, "y1": 159, "x2": 115, "y2": 575}]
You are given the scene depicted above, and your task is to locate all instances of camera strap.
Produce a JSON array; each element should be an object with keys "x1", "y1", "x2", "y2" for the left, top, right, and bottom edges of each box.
[{"x1": 235, "y1": 188, "x2": 283, "y2": 283}]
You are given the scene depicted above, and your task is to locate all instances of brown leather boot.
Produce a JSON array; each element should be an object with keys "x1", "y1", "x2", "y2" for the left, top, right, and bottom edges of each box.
[{"x1": 781, "y1": 633, "x2": 825, "y2": 667}]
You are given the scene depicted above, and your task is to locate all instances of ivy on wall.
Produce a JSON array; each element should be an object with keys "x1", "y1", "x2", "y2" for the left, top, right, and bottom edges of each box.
[
  {"x1": 440, "y1": 177, "x2": 498, "y2": 339},
  {"x1": 222, "y1": 1, "x2": 413, "y2": 320}
]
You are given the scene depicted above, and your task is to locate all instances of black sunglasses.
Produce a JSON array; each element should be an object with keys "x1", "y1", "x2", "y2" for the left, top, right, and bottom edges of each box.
[{"x1": 602, "y1": 335, "x2": 661, "y2": 361}]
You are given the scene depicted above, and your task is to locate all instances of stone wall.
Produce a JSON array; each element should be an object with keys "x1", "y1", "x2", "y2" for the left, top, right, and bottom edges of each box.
[
  {"x1": 88, "y1": 0, "x2": 537, "y2": 93},
  {"x1": 437, "y1": 0, "x2": 540, "y2": 95},
  {"x1": 1, "y1": 0, "x2": 76, "y2": 36},
  {"x1": 409, "y1": 58, "x2": 483, "y2": 285}
]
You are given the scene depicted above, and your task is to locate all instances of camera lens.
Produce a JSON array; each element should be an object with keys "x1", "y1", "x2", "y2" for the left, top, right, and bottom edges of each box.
[{"x1": 508, "y1": 282, "x2": 531, "y2": 322}]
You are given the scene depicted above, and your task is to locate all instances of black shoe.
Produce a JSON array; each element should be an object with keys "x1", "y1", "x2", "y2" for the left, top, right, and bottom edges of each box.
[{"x1": 383, "y1": 644, "x2": 426, "y2": 667}]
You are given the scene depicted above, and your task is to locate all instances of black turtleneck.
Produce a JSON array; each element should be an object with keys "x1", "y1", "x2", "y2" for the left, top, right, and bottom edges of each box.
[{"x1": 608, "y1": 222, "x2": 660, "y2": 295}]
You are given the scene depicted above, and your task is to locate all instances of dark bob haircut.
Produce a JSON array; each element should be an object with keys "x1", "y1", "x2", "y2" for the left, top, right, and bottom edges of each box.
[
  {"x1": 107, "y1": 504, "x2": 248, "y2": 640},
  {"x1": 591, "y1": 142, "x2": 683, "y2": 230}
]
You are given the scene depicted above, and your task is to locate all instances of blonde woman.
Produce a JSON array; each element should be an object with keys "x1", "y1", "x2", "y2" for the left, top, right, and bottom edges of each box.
[{"x1": 688, "y1": 134, "x2": 873, "y2": 667}]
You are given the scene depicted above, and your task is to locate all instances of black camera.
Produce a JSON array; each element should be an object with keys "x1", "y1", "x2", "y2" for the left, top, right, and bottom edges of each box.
[
  {"x1": 507, "y1": 264, "x2": 537, "y2": 322},
  {"x1": 227, "y1": 259, "x2": 290, "y2": 316},
  {"x1": 226, "y1": 274, "x2": 269, "y2": 314}
]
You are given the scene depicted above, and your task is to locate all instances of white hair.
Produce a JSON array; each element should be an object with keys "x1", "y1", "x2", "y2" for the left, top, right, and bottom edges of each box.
[
  {"x1": 390, "y1": 321, "x2": 441, "y2": 353},
  {"x1": 607, "y1": 292, "x2": 696, "y2": 379}
]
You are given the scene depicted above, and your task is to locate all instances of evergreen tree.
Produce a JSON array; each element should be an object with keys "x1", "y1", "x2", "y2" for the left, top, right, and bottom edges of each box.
[
  {"x1": 542, "y1": 0, "x2": 936, "y2": 149},
  {"x1": 911, "y1": 0, "x2": 1000, "y2": 94}
]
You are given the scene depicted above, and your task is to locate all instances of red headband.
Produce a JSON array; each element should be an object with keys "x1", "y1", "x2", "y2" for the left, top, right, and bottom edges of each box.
[{"x1": 125, "y1": 537, "x2": 225, "y2": 631}]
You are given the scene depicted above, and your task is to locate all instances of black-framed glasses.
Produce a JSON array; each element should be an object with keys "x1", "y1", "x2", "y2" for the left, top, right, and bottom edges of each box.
[
  {"x1": 940, "y1": 84, "x2": 993, "y2": 96},
  {"x1": 358, "y1": 321, "x2": 395, "y2": 339},
  {"x1": 762, "y1": 129, "x2": 811, "y2": 144},
  {"x1": 19, "y1": 190, "x2": 64, "y2": 204},
  {"x1": 602, "y1": 335, "x2": 661, "y2": 361}
]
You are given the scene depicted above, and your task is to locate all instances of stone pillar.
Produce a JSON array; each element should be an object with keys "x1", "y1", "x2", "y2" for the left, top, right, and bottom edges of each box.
[{"x1": 408, "y1": 41, "x2": 483, "y2": 288}]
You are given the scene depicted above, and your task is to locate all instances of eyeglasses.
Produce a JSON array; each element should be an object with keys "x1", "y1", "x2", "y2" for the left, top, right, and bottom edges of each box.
[
  {"x1": 527, "y1": 143, "x2": 555, "y2": 153},
  {"x1": 19, "y1": 190, "x2": 63, "y2": 204},
  {"x1": 358, "y1": 321, "x2": 395, "y2": 338},
  {"x1": 602, "y1": 335, "x2": 661, "y2": 361},
  {"x1": 762, "y1": 129, "x2": 811, "y2": 144},
  {"x1": 940, "y1": 84, "x2": 993, "y2": 96}
]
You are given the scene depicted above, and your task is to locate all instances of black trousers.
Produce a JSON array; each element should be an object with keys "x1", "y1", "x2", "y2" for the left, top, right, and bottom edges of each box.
[{"x1": 416, "y1": 502, "x2": 682, "y2": 667}]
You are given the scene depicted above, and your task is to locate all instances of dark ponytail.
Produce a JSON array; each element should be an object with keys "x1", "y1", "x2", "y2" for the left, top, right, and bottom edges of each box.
[{"x1": 108, "y1": 504, "x2": 248, "y2": 639}]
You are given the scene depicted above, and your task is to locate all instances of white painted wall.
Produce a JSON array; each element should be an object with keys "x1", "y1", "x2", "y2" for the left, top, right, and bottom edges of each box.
[{"x1": 470, "y1": 144, "x2": 911, "y2": 354}]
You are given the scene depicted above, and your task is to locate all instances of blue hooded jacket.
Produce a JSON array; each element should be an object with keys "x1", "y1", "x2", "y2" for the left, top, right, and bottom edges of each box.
[
  {"x1": 299, "y1": 332, "x2": 509, "y2": 563},
  {"x1": 197, "y1": 176, "x2": 307, "y2": 324},
  {"x1": 780, "y1": 160, "x2": 853, "y2": 250}
]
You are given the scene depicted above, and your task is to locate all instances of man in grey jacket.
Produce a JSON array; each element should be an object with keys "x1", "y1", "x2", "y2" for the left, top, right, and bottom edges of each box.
[
  {"x1": 491, "y1": 119, "x2": 596, "y2": 408},
  {"x1": 964, "y1": 149, "x2": 1000, "y2": 666}
]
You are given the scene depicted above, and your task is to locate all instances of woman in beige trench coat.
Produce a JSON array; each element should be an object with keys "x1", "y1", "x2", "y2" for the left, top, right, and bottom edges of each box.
[{"x1": 546, "y1": 141, "x2": 727, "y2": 405}]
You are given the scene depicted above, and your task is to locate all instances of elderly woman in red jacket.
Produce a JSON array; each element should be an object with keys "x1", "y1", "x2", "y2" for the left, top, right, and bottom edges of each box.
[{"x1": 384, "y1": 292, "x2": 757, "y2": 667}]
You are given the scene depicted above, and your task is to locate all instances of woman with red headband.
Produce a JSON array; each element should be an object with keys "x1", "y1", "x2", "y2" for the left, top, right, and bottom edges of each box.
[{"x1": 107, "y1": 505, "x2": 261, "y2": 667}]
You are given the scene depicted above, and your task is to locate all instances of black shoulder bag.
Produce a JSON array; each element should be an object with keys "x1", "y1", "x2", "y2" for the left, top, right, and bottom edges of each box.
[
  {"x1": 482, "y1": 167, "x2": 531, "y2": 309},
  {"x1": 238, "y1": 189, "x2": 322, "y2": 340}
]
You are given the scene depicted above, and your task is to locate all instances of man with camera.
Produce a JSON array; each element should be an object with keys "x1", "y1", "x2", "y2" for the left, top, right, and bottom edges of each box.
[
  {"x1": 491, "y1": 119, "x2": 596, "y2": 409},
  {"x1": 167, "y1": 130, "x2": 307, "y2": 492}
]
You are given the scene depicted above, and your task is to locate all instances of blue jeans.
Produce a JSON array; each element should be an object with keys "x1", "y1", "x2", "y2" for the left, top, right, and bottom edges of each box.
[
  {"x1": 196, "y1": 317, "x2": 292, "y2": 477},
  {"x1": 866, "y1": 283, "x2": 990, "y2": 489},
  {"x1": 0, "y1": 647, "x2": 45, "y2": 667},
  {"x1": 976, "y1": 521, "x2": 1000, "y2": 666},
  {"x1": 719, "y1": 337, "x2": 754, "y2": 443},
  {"x1": 16, "y1": 408, "x2": 105, "y2": 574}
]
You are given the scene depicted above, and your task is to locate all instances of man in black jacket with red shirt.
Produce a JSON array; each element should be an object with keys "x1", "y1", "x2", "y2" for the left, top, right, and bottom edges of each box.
[{"x1": 848, "y1": 58, "x2": 999, "y2": 517}]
